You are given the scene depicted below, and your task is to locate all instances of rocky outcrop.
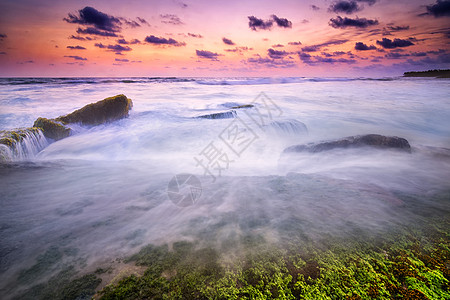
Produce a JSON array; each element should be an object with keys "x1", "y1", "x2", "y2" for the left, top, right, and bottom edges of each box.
[
  {"x1": 0, "y1": 128, "x2": 48, "y2": 161},
  {"x1": 404, "y1": 69, "x2": 450, "y2": 78},
  {"x1": 33, "y1": 118, "x2": 71, "y2": 141},
  {"x1": 283, "y1": 134, "x2": 411, "y2": 153},
  {"x1": 197, "y1": 110, "x2": 237, "y2": 119},
  {"x1": 56, "y1": 94, "x2": 133, "y2": 126}
]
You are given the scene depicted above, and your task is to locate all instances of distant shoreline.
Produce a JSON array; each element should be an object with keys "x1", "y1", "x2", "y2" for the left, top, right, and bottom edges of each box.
[{"x1": 403, "y1": 69, "x2": 450, "y2": 78}]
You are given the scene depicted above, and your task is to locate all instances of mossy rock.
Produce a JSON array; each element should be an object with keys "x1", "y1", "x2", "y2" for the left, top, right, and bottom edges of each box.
[
  {"x1": 33, "y1": 118, "x2": 71, "y2": 141},
  {"x1": 0, "y1": 127, "x2": 42, "y2": 146},
  {"x1": 56, "y1": 94, "x2": 133, "y2": 126},
  {"x1": 231, "y1": 104, "x2": 254, "y2": 109}
]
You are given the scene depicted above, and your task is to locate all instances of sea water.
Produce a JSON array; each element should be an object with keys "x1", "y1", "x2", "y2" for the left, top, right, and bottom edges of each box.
[{"x1": 0, "y1": 77, "x2": 449, "y2": 298}]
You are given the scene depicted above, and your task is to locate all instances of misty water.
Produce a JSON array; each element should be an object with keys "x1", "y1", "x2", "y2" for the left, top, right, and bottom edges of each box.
[{"x1": 0, "y1": 77, "x2": 449, "y2": 298}]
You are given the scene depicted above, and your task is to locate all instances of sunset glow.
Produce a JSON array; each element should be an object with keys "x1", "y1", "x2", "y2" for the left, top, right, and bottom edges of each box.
[{"x1": 0, "y1": 0, "x2": 449, "y2": 77}]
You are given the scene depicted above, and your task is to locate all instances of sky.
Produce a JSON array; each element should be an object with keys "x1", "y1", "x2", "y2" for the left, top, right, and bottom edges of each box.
[{"x1": 0, "y1": 0, "x2": 449, "y2": 77}]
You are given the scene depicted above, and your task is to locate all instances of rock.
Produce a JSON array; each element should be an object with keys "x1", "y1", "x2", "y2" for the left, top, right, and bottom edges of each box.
[
  {"x1": 197, "y1": 110, "x2": 237, "y2": 119},
  {"x1": 56, "y1": 94, "x2": 133, "y2": 126},
  {"x1": 33, "y1": 118, "x2": 72, "y2": 141},
  {"x1": 0, "y1": 128, "x2": 42, "y2": 146},
  {"x1": 231, "y1": 104, "x2": 254, "y2": 109},
  {"x1": 404, "y1": 69, "x2": 450, "y2": 78},
  {"x1": 283, "y1": 134, "x2": 411, "y2": 153},
  {"x1": 265, "y1": 120, "x2": 308, "y2": 136}
]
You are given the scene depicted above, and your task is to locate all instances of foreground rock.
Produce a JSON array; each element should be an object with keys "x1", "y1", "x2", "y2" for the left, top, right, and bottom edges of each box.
[
  {"x1": 33, "y1": 118, "x2": 71, "y2": 141},
  {"x1": 56, "y1": 94, "x2": 133, "y2": 126},
  {"x1": 197, "y1": 110, "x2": 237, "y2": 119},
  {"x1": 283, "y1": 134, "x2": 411, "y2": 153},
  {"x1": 0, "y1": 128, "x2": 48, "y2": 161}
]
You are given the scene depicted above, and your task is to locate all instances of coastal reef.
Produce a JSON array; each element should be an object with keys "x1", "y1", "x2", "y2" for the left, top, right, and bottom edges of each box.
[
  {"x1": 197, "y1": 110, "x2": 237, "y2": 119},
  {"x1": 283, "y1": 134, "x2": 411, "y2": 154}
]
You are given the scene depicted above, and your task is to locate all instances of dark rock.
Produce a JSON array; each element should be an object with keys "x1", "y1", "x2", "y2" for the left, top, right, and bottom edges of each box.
[
  {"x1": 283, "y1": 134, "x2": 411, "y2": 153},
  {"x1": 56, "y1": 94, "x2": 133, "y2": 126},
  {"x1": 231, "y1": 104, "x2": 254, "y2": 109},
  {"x1": 33, "y1": 118, "x2": 72, "y2": 141},
  {"x1": 266, "y1": 120, "x2": 308, "y2": 136},
  {"x1": 197, "y1": 110, "x2": 237, "y2": 119}
]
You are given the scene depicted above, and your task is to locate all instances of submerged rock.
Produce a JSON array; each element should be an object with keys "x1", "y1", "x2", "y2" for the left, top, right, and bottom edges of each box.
[
  {"x1": 283, "y1": 134, "x2": 411, "y2": 153},
  {"x1": 56, "y1": 94, "x2": 133, "y2": 126},
  {"x1": 265, "y1": 119, "x2": 308, "y2": 136},
  {"x1": 197, "y1": 110, "x2": 237, "y2": 119},
  {"x1": 33, "y1": 118, "x2": 72, "y2": 141},
  {"x1": 231, "y1": 104, "x2": 254, "y2": 109}
]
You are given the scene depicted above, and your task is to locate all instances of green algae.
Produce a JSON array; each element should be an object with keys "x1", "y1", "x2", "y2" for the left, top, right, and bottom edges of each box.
[
  {"x1": 96, "y1": 216, "x2": 449, "y2": 300},
  {"x1": 33, "y1": 118, "x2": 71, "y2": 141}
]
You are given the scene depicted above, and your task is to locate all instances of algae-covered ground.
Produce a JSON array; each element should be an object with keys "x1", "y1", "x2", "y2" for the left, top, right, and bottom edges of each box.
[{"x1": 14, "y1": 190, "x2": 448, "y2": 300}]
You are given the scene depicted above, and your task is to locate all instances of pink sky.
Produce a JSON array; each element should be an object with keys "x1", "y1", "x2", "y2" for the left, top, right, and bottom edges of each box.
[{"x1": 0, "y1": 0, "x2": 449, "y2": 77}]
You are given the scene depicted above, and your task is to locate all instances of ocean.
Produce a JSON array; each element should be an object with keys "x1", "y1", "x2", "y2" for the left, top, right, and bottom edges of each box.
[{"x1": 0, "y1": 77, "x2": 449, "y2": 298}]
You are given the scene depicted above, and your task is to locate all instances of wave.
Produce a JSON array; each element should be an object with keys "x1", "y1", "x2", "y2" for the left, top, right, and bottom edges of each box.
[{"x1": 0, "y1": 76, "x2": 402, "y2": 86}]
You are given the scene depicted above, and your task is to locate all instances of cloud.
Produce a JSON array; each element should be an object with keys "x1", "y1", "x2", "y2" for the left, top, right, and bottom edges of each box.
[
  {"x1": 145, "y1": 35, "x2": 186, "y2": 46},
  {"x1": 248, "y1": 16, "x2": 273, "y2": 31},
  {"x1": 246, "y1": 56, "x2": 296, "y2": 68},
  {"x1": 188, "y1": 33, "x2": 203, "y2": 38},
  {"x1": 67, "y1": 45, "x2": 86, "y2": 50},
  {"x1": 160, "y1": 14, "x2": 184, "y2": 25},
  {"x1": 376, "y1": 38, "x2": 414, "y2": 49},
  {"x1": 385, "y1": 52, "x2": 410, "y2": 59},
  {"x1": 115, "y1": 58, "x2": 129, "y2": 62},
  {"x1": 425, "y1": 0, "x2": 450, "y2": 17},
  {"x1": 310, "y1": 5, "x2": 321, "y2": 11},
  {"x1": 117, "y1": 38, "x2": 140, "y2": 44},
  {"x1": 76, "y1": 27, "x2": 118, "y2": 37},
  {"x1": 224, "y1": 46, "x2": 252, "y2": 53},
  {"x1": 271, "y1": 15, "x2": 292, "y2": 28},
  {"x1": 314, "y1": 56, "x2": 356, "y2": 64},
  {"x1": 222, "y1": 37, "x2": 235, "y2": 45},
  {"x1": 411, "y1": 52, "x2": 427, "y2": 57},
  {"x1": 328, "y1": 1, "x2": 361, "y2": 14},
  {"x1": 355, "y1": 42, "x2": 376, "y2": 50},
  {"x1": 329, "y1": 16, "x2": 379, "y2": 29},
  {"x1": 64, "y1": 55, "x2": 87, "y2": 61},
  {"x1": 64, "y1": 6, "x2": 121, "y2": 32},
  {"x1": 17, "y1": 60, "x2": 35, "y2": 64},
  {"x1": 301, "y1": 39, "x2": 348, "y2": 52},
  {"x1": 288, "y1": 41, "x2": 302, "y2": 45},
  {"x1": 69, "y1": 35, "x2": 92, "y2": 41},
  {"x1": 95, "y1": 43, "x2": 132, "y2": 52},
  {"x1": 0, "y1": 33, "x2": 6, "y2": 41},
  {"x1": 137, "y1": 17, "x2": 149, "y2": 26},
  {"x1": 387, "y1": 25, "x2": 410, "y2": 31},
  {"x1": 268, "y1": 48, "x2": 289, "y2": 59},
  {"x1": 120, "y1": 18, "x2": 140, "y2": 28},
  {"x1": 272, "y1": 44, "x2": 284, "y2": 48},
  {"x1": 356, "y1": 0, "x2": 377, "y2": 5},
  {"x1": 196, "y1": 50, "x2": 221, "y2": 60},
  {"x1": 0, "y1": 52, "x2": 6, "y2": 55}
]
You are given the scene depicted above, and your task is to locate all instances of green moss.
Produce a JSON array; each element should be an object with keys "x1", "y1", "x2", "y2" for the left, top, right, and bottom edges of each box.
[{"x1": 33, "y1": 117, "x2": 71, "y2": 141}]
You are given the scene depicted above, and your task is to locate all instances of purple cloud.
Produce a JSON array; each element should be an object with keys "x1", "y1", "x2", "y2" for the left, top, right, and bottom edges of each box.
[
  {"x1": 188, "y1": 33, "x2": 203, "y2": 38},
  {"x1": 76, "y1": 27, "x2": 118, "y2": 37},
  {"x1": 271, "y1": 15, "x2": 292, "y2": 28},
  {"x1": 67, "y1": 45, "x2": 86, "y2": 50},
  {"x1": 222, "y1": 37, "x2": 235, "y2": 45},
  {"x1": 64, "y1": 6, "x2": 121, "y2": 32},
  {"x1": 64, "y1": 55, "x2": 87, "y2": 61},
  {"x1": 355, "y1": 42, "x2": 376, "y2": 50},
  {"x1": 425, "y1": 0, "x2": 450, "y2": 17},
  {"x1": 117, "y1": 38, "x2": 140, "y2": 44},
  {"x1": 145, "y1": 35, "x2": 186, "y2": 46},
  {"x1": 248, "y1": 16, "x2": 273, "y2": 31},
  {"x1": 95, "y1": 43, "x2": 132, "y2": 52},
  {"x1": 268, "y1": 48, "x2": 289, "y2": 59},
  {"x1": 376, "y1": 38, "x2": 414, "y2": 49},
  {"x1": 160, "y1": 14, "x2": 184, "y2": 25},
  {"x1": 329, "y1": 1, "x2": 361, "y2": 14},
  {"x1": 196, "y1": 50, "x2": 221, "y2": 60},
  {"x1": 329, "y1": 16, "x2": 379, "y2": 29}
]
